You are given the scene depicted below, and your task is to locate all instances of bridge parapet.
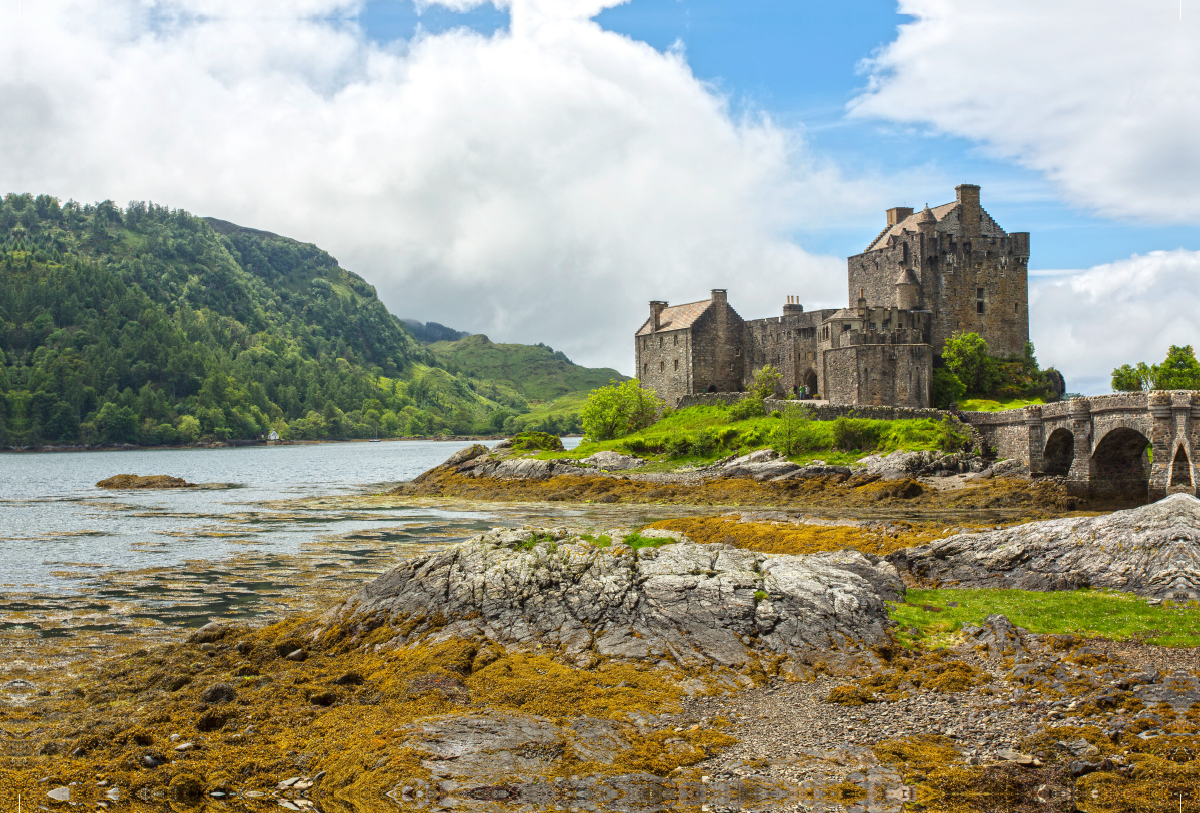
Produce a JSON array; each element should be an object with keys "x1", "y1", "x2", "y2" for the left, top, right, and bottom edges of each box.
[{"x1": 966, "y1": 390, "x2": 1200, "y2": 501}]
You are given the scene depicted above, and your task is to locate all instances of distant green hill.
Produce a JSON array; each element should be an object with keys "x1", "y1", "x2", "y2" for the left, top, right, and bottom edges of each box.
[
  {"x1": 0, "y1": 194, "x2": 540, "y2": 445},
  {"x1": 429, "y1": 334, "x2": 627, "y2": 402}
]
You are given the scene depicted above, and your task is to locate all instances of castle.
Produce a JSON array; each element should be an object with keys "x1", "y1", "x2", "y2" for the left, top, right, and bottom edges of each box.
[{"x1": 635, "y1": 184, "x2": 1030, "y2": 408}]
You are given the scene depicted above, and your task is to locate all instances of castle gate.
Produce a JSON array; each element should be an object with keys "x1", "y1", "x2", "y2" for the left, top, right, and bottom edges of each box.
[{"x1": 963, "y1": 391, "x2": 1200, "y2": 501}]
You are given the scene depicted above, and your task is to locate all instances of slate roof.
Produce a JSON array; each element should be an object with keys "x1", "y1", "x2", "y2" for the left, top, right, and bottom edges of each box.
[
  {"x1": 635, "y1": 299, "x2": 712, "y2": 336},
  {"x1": 864, "y1": 201, "x2": 1007, "y2": 253}
]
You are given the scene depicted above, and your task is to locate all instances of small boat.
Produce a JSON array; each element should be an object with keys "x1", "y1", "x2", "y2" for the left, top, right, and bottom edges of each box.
[{"x1": 369, "y1": 438, "x2": 382, "y2": 442}]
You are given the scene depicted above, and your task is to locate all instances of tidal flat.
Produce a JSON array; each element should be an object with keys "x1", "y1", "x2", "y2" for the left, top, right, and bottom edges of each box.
[{"x1": 5, "y1": 443, "x2": 1200, "y2": 812}]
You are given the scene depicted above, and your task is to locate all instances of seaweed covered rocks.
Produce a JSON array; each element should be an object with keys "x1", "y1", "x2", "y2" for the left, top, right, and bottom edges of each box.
[
  {"x1": 96, "y1": 474, "x2": 197, "y2": 489},
  {"x1": 325, "y1": 527, "x2": 904, "y2": 675},
  {"x1": 890, "y1": 493, "x2": 1200, "y2": 599}
]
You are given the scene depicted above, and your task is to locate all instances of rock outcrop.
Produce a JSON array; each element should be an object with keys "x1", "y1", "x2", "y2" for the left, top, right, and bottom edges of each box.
[
  {"x1": 579, "y1": 450, "x2": 644, "y2": 470},
  {"x1": 96, "y1": 474, "x2": 196, "y2": 489},
  {"x1": 889, "y1": 493, "x2": 1200, "y2": 599},
  {"x1": 328, "y1": 528, "x2": 904, "y2": 674}
]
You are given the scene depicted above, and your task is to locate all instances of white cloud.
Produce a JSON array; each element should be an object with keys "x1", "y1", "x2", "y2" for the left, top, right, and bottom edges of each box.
[
  {"x1": 1031, "y1": 250, "x2": 1200, "y2": 395},
  {"x1": 851, "y1": 0, "x2": 1200, "y2": 223},
  {"x1": 0, "y1": 0, "x2": 871, "y2": 373}
]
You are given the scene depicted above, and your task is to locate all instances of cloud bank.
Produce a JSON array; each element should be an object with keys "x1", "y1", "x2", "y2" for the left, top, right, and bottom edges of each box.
[
  {"x1": 851, "y1": 0, "x2": 1200, "y2": 223},
  {"x1": 1031, "y1": 250, "x2": 1200, "y2": 395},
  {"x1": 0, "y1": 0, "x2": 864, "y2": 372}
]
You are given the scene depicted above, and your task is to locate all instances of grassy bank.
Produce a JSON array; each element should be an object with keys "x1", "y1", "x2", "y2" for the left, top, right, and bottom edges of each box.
[
  {"x1": 891, "y1": 588, "x2": 1200, "y2": 647},
  {"x1": 536, "y1": 404, "x2": 971, "y2": 469},
  {"x1": 958, "y1": 397, "x2": 1045, "y2": 412}
]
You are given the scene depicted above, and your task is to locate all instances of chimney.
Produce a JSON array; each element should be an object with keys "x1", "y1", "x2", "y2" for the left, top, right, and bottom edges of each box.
[
  {"x1": 783, "y1": 294, "x2": 803, "y2": 315},
  {"x1": 956, "y1": 184, "x2": 981, "y2": 236},
  {"x1": 711, "y1": 289, "x2": 727, "y2": 305},
  {"x1": 650, "y1": 301, "x2": 667, "y2": 331},
  {"x1": 887, "y1": 207, "x2": 914, "y2": 226}
]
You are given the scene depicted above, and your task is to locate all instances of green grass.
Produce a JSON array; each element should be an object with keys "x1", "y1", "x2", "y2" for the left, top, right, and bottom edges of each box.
[
  {"x1": 520, "y1": 391, "x2": 590, "y2": 426},
  {"x1": 526, "y1": 405, "x2": 968, "y2": 470},
  {"x1": 428, "y1": 334, "x2": 627, "y2": 401},
  {"x1": 620, "y1": 532, "x2": 676, "y2": 551},
  {"x1": 958, "y1": 397, "x2": 1046, "y2": 412},
  {"x1": 891, "y1": 588, "x2": 1200, "y2": 648}
]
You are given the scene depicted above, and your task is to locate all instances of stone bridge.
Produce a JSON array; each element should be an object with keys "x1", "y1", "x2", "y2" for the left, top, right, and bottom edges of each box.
[{"x1": 963, "y1": 391, "x2": 1200, "y2": 500}]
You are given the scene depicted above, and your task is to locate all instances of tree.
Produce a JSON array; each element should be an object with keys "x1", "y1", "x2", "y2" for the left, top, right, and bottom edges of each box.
[
  {"x1": 95, "y1": 402, "x2": 138, "y2": 444},
  {"x1": 768, "y1": 403, "x2": 812, "y2": 455},
  {"x1": 730, "y1": 365, "x2": 783, "y2": 420},
  {"x1": 1153, "y1": 345, "x2": 1200, "y2": 390},
  {"x1": 932, "y1": 368, "x2": 967, "y2": 409},
  {"x1": 749, "y1": 365, "x2": 783, "y2": 401},
  {"x1": 1111, "y1": 363, "x2": 1154, "y2": 393},
  {"x1": 580, "y1": 379, "x2": 664, "y2": 441},
  {"x1": 942, "y1": 332, "x2": 997, "y2": 394}
]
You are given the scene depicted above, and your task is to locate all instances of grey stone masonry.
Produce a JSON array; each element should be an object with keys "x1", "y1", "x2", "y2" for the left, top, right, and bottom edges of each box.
[{"x1": 637, "y1": 184, "x2": 1021, "y2": 410}]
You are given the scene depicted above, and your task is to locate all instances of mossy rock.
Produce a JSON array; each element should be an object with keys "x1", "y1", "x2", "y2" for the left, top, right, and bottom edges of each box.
[
  {"x1": 826, "y1": 684, "x2": 875, "y2": 705},
  {"x1": 510, "y1": 431, "x2": 565, "y2": 452}
]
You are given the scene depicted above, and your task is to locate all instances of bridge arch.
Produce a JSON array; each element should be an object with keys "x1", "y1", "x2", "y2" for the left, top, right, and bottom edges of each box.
[
  {"x1": 1043, "y1": 428, "x2": 1074, "y2": 476},
  {"x1": 1089, "y1": 427, "x2": 1151, "y2": 499},
  {"x1": 1170, "y1": 444, "x2": 1194, "y2": 489}
]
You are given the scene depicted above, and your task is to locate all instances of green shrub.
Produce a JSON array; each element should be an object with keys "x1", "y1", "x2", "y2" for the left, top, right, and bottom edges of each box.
[
  {"x1": 664, "y1": 433, "x2": 691, "y2": 458},
  {"x1": 510, "y1": 431, "x2": 565, "y2": 452},
  {"x1": 931, "y1": 368, "x2": 966, "y2": 409},
  {"x1": 622, "y1": 532, "x2": 675, "y2": 551},
  {"x1": 768, "y1": 404, "x2": 812, "y2": 455},
  {"x1": 581, "y1": 379, "x2": 665, "y2": 441},
  {"x1": 728, "y1": 396, "x2": 764, "y2": 421},
  {"x1": 831, "y1": 417, "x2": 883, "y2": 451},
  {"x1": 691, "y1": 428, "x2": 720, "y2": 457}
]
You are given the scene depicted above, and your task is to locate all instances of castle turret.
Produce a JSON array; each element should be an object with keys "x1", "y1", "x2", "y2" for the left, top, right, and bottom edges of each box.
[{"x1": 895, "y1": 267, "x2": 920, "y2": 310}]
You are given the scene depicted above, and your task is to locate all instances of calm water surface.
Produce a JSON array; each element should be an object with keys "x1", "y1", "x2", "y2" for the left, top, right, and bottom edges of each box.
[{"x1": 0, "y1": 439, "x2": 606, "y2": 667}]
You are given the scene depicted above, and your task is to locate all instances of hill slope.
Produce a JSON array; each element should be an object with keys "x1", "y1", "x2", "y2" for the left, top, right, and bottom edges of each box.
[
  {"x1": 0, "y1": 194, "x2": 531, "y2": 445},
  {"x1": 428, "y1": 334, "x2": 627, "y2": 402}
]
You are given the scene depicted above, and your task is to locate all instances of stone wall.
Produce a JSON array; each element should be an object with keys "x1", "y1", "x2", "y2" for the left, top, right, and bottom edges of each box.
[
  {"x1": 743, "y1": 308, "x2": 828, "y2": 396},
  {"x1": 636, "y1": 327, "x2": 692, "y2": 406},
  {"x1": 690, "y1": 294, "x2": 745, "y2": 394},
  {"x1": 763, "y1": 399, "x2": 953, "y2": 422},
  {"x1": 821, "y1": 342, "x2": 931, "y2": 408}
]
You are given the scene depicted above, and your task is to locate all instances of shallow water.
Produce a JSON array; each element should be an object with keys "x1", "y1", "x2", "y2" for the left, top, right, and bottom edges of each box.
[{"x1": 0, "y1": 439, "x2": 659, "y2": 673}]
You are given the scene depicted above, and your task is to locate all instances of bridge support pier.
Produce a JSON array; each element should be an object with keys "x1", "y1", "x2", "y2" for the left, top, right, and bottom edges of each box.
[
  {"x1": 1149, "y1": 391, "x2": 1200, "y2": 501},
  {"x1": 1065, "y1": 398, "x2": 1092, "y2": 497},
  {"x1": 1024, "y1": 405, "x2": 1044, "y2": 474}
]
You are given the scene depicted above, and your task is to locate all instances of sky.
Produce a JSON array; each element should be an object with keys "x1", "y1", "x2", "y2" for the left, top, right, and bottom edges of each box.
[{"x1": 2, "y1": 0, "x2": 1198, "y2": 393}]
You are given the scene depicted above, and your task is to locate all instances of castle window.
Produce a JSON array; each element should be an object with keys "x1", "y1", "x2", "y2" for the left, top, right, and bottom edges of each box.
[
  {"x1": 660, "y1": 361, "x2": 665, "y2": 372},
  {"x1": 842, "y1": 324, "x2": 851, "y2": 332},
  {"x1": 659, "y1": 336, "x2": 663, "y2": 348},
  {"x1": 643, "y1": 363, "x2": 648, "y2": 374},
  {"x1": 673, "y1": 334, "x2": 678, "y2": 346},
  {"x1": 976, "y1": 287, "x2": 986, "y2": 314},
  {"x1": 674, "y1": 359, "x2": 678, "y2": 371},
  {"x1": 1015, "y1": 303, "x2": 1019, "y2": 314},
  {"x1": 869, "y1": 323, "x2": 876, "y2": 331}
]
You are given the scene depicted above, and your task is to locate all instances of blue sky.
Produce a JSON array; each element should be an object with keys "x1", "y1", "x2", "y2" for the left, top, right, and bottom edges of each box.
[
  {"x1": 357, "y1": 0, "x2": 1200, "y2": 271},
  {"x1": 11, "y1": 0, "x2": 1197, "y2": 391}
]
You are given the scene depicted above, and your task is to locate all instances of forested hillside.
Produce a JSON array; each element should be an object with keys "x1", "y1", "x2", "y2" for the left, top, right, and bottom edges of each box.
[{"x1": 0, "y1": 193, "x2": 547, "y2": 446}]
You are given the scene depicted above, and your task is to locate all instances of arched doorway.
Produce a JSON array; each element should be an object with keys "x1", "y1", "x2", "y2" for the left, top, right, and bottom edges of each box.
[
  {"x1": 706, "y1": 385, "x2": 718, "y2": 394},
  {"x1": 1089, "y1": 427, "x2": 1151, "y2": 500},
  {"x1": 1170, "y1": 445, "x2": 1193, "y2": 487},
  {"x1": 803, "y1": 369, "x2": 818, "y2": 398},
  {"x1": 1043, "y1": 428, "x2": 1074, "y2": 476}
]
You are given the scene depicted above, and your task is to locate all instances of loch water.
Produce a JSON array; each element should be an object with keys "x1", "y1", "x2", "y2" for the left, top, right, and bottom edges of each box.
[{"x1": 0, "y1": 439, "x2": 614, "y2": 665}]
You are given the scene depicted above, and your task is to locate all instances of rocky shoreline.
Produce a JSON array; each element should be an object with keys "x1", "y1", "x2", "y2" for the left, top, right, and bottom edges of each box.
[
  {"x1": 6, "y1": 498, "x2": 1200, "y2": 811},
  {"x1": 394, "y1": 443, "x2": 1082, "y2": 516}
]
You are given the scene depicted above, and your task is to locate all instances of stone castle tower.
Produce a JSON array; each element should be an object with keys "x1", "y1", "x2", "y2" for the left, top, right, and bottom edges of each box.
[{"x1": 635, "y1": 184, "x2": 1030, "y2": 408}]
